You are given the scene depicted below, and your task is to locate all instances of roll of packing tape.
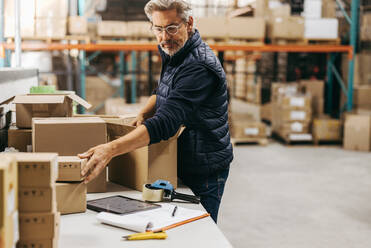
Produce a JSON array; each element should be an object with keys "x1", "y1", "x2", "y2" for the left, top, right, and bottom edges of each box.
[{"x1": 142, "y1": 184, "x2": 164, "y2": 202}]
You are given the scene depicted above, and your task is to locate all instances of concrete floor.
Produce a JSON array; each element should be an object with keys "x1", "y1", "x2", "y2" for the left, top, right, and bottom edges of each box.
[{"x1": 218, "y1": 141, "x2": 371, "y2": 248}]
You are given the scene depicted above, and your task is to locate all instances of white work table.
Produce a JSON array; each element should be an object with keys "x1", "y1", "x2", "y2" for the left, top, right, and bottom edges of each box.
[{"x1": 59, "y1": 182, "x2": 233, "y2": 248}]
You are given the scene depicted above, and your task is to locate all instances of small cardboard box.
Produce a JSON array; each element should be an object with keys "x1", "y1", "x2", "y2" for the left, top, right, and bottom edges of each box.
[
  {"x1": 56, "y1": 182, "x2": 86, "y2": 215},
  {"x1": 33, "y1": 117, "x2": 107, "y2": 193},
  {"x1": 19, "y1": 187, "x2": 56, "y2": 213},
  {"x1": 313, "y1": 118, "x2": 342, "y2": 142},
  {"x1": 107, "y1": 123, "x2": 182, "y2": 191},
  {"x1": 19, "y1": 212, "x2": 60, "y2": 240},
  {"x1": 57, "y1": 156, "x2": 86, "y2": 182},
  {"x1": 0, "y1": 93, "x2": 91, "y2": 128},
  {"x1": 344, "y1": 114, "x2": 371, "y2": 151},
  {"x1": 17, "y1": 238, "x2": 58, "y2": 248},
  {"x1": 354, "y1": 86, "x2": 371, "y2": 110},
  {"x1": 268, "y1": 16, "x2": 304, "y2": 39},
  {"x1": 0, "y1": 155, "x2": 18, "y2": 229},
  {"x1": 231, "y1": 120, "x2": 267, "y2": 139},
  {"x1": 68, "y1": 16, "x2": 88, "y2": 35},
  {"x1": 7, "y1": 126, "x2": 32, "y2": 152},
  {"x1": 12, "y1": 153, "x2": 58, "y2": 187},
  {"x1": 1, "y1": 211, "x2": 19, "y2": 248}
]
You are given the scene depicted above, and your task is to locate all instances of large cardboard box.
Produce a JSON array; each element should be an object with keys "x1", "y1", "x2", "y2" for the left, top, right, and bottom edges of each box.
[
  {"x1": 33, "y1": 117, "x2": 107, "y2": 193},
  {"x1": 8, "y1": 126, "x2": 32, "y2": 152},
  {"x1": 0, "y1": 93, "x2": 91, "y2": 128},
  {"x1": 313, "y1": 118, "x2": 342, "y2": 142},
  {"x1": 68, "y1": 16, "x2": 88, "y2": 35},
  {"x1": 107, "y1": 123, "x2": 182, "y2": 191},
  {"x1": 344, "y1": 114, "x2": 371, "y2": 151},
  {"x1": 17, "y1": 239, "x2": 58, "y2": 248},
  {"x1": 1, "y1": 211, "x2": 19, "y2": 248},
  {"x1": 57, "y1": 156, "x2": 86, "y2": 182},
  {"x1": 353, "y1": 86, "x2": 371, "y2": 110},
  {"x1": 228, "y1": 18, "x2": 265, "y2": 39},
  {"x1": 97, "y1": 21, "x2": 128, "y2": 37},
  {"x1": 36, "y1": 18, "x2": 67, "y2": 38},
  {"x1": 12, "y1": 153, "x2": 58, "y2": 187},
  {"x1": 0, "y1": 155, "x2": 18, "y2": 229},
  {"x1": 304, "y1": 18, "x2": 338, "y2": 39},
  {"x1": 19, "y1": 212, "x2": 60, "y2": 240},
  {"x1": 268, "y1": 16, "x2": 304, "y2": 39},
  {"x1": 196, "y1": 17, "x2": 228, "y2": 38},
  {"x1": 19, "y1": 187, "x2": 56, "y2": 213},
  {"x1": 56, "y1": 182, "x2": 86, "y2": 215},
  {"x1": 36, "y1": 0, "x2": 68, "y2": 18}
]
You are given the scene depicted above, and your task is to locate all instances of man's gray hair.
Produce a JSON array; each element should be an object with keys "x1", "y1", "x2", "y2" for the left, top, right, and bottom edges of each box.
[{"x1": 144, "y1": 0, "x2": 192, "y2": 23}]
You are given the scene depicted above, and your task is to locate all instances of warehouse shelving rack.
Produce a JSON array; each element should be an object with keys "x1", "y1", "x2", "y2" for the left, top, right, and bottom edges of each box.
[{"x1": 0, "y1": 0, "x2": 360, "y2": 115}]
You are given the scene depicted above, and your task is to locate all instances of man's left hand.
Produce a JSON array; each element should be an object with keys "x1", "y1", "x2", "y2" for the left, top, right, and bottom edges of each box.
[{"x1": 78, "y1": 143, "x2": 114, "y2": 184}]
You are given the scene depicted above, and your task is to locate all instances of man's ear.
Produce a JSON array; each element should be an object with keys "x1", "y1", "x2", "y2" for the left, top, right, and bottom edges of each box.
[{"x1": 187, "y1": 16, "x2": 194, "y2": 32}]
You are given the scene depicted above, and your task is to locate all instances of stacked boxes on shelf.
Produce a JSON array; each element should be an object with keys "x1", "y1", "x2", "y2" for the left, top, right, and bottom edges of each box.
[
  {"x1": 0, "y1": 155, "x2": 19, "y2": 248},
  {"x1": 12, "y1": 153, "x2": 60, "y2": 248},
  {"x1": 56, "y1": 156, "x2": 87, "y2": 215}
]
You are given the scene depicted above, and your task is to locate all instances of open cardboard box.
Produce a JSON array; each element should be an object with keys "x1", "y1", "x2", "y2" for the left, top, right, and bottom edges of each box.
[
  {"x1": 1, "y1": 93, "x2": 91, "y2": 128},
  {"x1": 107, "y1": 122, "x2": 184, "y2": 191}
]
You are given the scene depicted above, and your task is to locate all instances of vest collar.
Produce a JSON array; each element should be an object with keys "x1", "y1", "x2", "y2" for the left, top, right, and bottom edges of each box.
[{"x1": 158, "y1": 29, "x2": 202, "y2": 66}]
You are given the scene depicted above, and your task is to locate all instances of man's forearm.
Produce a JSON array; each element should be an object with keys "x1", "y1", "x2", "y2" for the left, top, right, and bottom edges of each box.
[
  {"x1": 140, "y1": 95, "x2": 157, "y2": 118},
  {"x1": 109, "y1": 125, "x2": 150, "y2": 158}
]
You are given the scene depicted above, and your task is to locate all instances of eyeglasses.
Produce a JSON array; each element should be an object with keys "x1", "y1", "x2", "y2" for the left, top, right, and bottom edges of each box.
[{"x1": 151, "y1": 23, "x2": 184, "y2": 35}]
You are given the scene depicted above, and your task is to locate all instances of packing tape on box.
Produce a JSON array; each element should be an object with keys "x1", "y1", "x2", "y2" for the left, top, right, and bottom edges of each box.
[{"x1": 142, "y1": 184, "x2": 164, "y2": 202}]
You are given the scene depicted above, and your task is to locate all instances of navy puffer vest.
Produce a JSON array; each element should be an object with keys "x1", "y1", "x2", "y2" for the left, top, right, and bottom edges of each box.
[{"x1": 156, "y1": 30, "x2": 233, "y2": 178}]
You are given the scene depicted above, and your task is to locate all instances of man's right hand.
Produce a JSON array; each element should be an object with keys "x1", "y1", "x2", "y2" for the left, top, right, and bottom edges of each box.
[{"x1": 129, "y1": 114, "x2": 145, "y2": 127}]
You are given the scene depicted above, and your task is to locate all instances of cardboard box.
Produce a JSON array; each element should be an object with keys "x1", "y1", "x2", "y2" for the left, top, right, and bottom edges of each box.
[
  {"x1": 322, "y1": 0, "x2": 336, "y2": 18},
  {"x1": 228, "y1": 18, "x2": 265, "y2": 39},
  {"x1": 344, "y1": 114, "x2": 371, "y2": 151},
  {"x1": 261, "y1": 102, "x2": 272, "y2": 122},
  {"x1": 231, "y1": 117, "x2": 266, "y2": 138},
  {"x1": 361, "y1": 14, "x2": 371, "y2": 41},
  {"x1": 8, "y1": 126, "x2": 32, "y2": 152},
  {"x1": 97, "y1": 21, "x2": 128, "y2": 37},
  {"x1": 269, "y1": 4, "x2": 291, "y2": 17},
  {"x1": 246, "y1": 80, "x2": 262, "y2": 104},
  {"x1": 255, "y1": 0, "x2": 268, "y2": 17},
  {"x1": 0, "y1": 155, "x2": 18, "y2": 229},
  {"x1": 126, "y1": 21, "x2": 153, "y2": 38},
  {"x1": 12, "y1": 153, "x2": 58, "y2": 187},
  {"x1": 107, "y1": 122, "x2": 182, "y2": 191},
  {"x1": 0, "y1": 93, "x2": 91, "y2": 128},
  {"x1": 1, "y1": 211, "x2": 19, "y2": 248},
  {"x1": 196, "y1": 17, "x2": 228, "y2": 38},
  {"x1": 19, "y1": 187, "x2": 56, "y2": 213},
  {"x1": 56, "y1": 182, "x2": 86, "y2": 215},
  {"x1": 268, "y1": 16, "x2": 304, "y2": 39},
  {"x1": 304, "y1": 18, "x2": 338, "y2": 39},
  {"x1": 36, "y1": 0, "x2": 68, "y2": 18},
  {"x1": 274, "y1": 121, "x2": 310, "y2": 134},
  {"x1": 278, "y1": 95, "x2": 312, "y2": 110},
  {"x1": 36, "y1": 18, "x2": 67, "y2": 38},
  {"x1": 17, "y1": 239, "x2": 58, "y2": 248},
  {"x1": 57, "y1": 156, "x2": 86, "y2": 182},
  {"x1": 68, "y1": 16, "x2": 88, "y2": 35},
  {"x1": 230, "y1": 98, "x2": 261, "y2": 122},
  {"x1": 300, "y1": 80, "x2": 325, "y2": 117},
  {"x1": 313, "y1": 118, "x2": 342, "y2": 141},
  {"x1": 33, "y1": 117, "x2": 107, "y2": 193},
  {"x1": 354, "y1": 86, "x2": 371, "y2": 110},
  {"x1": 19, "y1": 212, "x2": 60, "y2": 240},
  {"x1": 273, "y1": 108, "x2": 312, "y2": 122}
]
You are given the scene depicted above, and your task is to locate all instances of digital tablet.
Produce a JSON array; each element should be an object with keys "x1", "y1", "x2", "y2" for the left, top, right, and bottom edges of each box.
[{"x1": 87, "y1": 195, "x2": 161, "y2": 215}]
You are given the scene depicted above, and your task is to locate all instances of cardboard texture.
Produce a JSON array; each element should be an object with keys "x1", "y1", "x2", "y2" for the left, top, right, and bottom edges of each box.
[
  {"x1": 231, "y1": 116, "x2": 266, "y2": 138},
  {"x1": 1, "y1": 94, "x2": 91, "y2": 128},
  {"x1": 107, "y1": 122, "x2": 182, "y2": 191},
  {"x1": 19, "y1": 212, "x2": 60, "y2": 240},
  {"x1": 56, "y1": 182, "x2": 87, "y2": 215},
  {"x1": 33, "y1": 117, "x2": 107, "y2": 193},
  {"x1": 0, "y1": 155, "x2": 18, "y2": 229},
  {"x1": 255, "y1": 0, "x2": 268, "y2": 17},
  {"x1": 68, "y1": 16, "x2": 88, "y2": 35},
  {"x1": 19, "y1": 187, "x2": 56, "y2": 213},
  {"x1": 313, "y1": 118, "x2": 342, "y2": 141},
  {"x1": 361, "y1": 14, "x2": 371, "y2": 41},
  {"x1": 268, "y1": 16, "x2": 304, "y2": 39},
  {"x1": 12, "y1": 153, "x2": 58, "y2": 187},
  {"x1": 230, "y1": 98, "x2": 261, "y2": 122},
  {"x1": 344, "y1": 114, "x2": 371, "y2": 151},
  {"x1": 246, "y1": 80, "x2": 262, "y2": 104},
  {"x1": 57, "y1": 156, "x2": 86, "y2": 182},
  {"x1": 196, "y1": 17, "x2": 228, "y2": 38},
  {"x1": 36, "y1": 0, "x2": 68, "y2": 18},
  {"x1": 261, "y1": 102, "x2": 272, "y2": 122},
  {"x1": 97, "y1": 21, "x2": 128, "y2": 37},
  {"x1": 8, "y1": 126, "x2": 32, "y2": 152},
  {"x1": 322, "y1": 0, "x2": 336, "y2": 18},
  {"x1": 353, "y1": 86, "x2": 371, "y2": 110},
  {"x1": 36, "y1": 18, "x2": 67, "y2": 38},
  {"x1": 228, "y1": 18, "x2": 265, "y2": 39},
  {"x1": 300, "y1": 80, "x2": 325, "y2": 117},
  {"x1": 1, "y1": 211, "x2": 19, "y2": 248},
  {"x1": 17, "y1": 238, "x2": 58, "y2": 248}
]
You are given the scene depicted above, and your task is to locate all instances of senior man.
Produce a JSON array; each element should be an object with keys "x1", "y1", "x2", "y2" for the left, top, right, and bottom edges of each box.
[{"x1": 79, "y1": 0, "x2": 233, "y2": 223}]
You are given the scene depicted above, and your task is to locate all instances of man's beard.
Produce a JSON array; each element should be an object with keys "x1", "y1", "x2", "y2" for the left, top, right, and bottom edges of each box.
[{"x1": 160, "y1": 38, "x2": 187, "y2": 56}]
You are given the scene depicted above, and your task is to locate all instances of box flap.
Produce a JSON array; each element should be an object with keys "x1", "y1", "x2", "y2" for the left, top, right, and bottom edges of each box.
[
  {"x1": 13, "y1": 95, "x2": 66, "y2": 104},
  {"x1": 0, "y1": 96, "x2": 15, "y2": 105},
  {"x1": 67, "y1": 94, "x2": 92, "y2": 109}
]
